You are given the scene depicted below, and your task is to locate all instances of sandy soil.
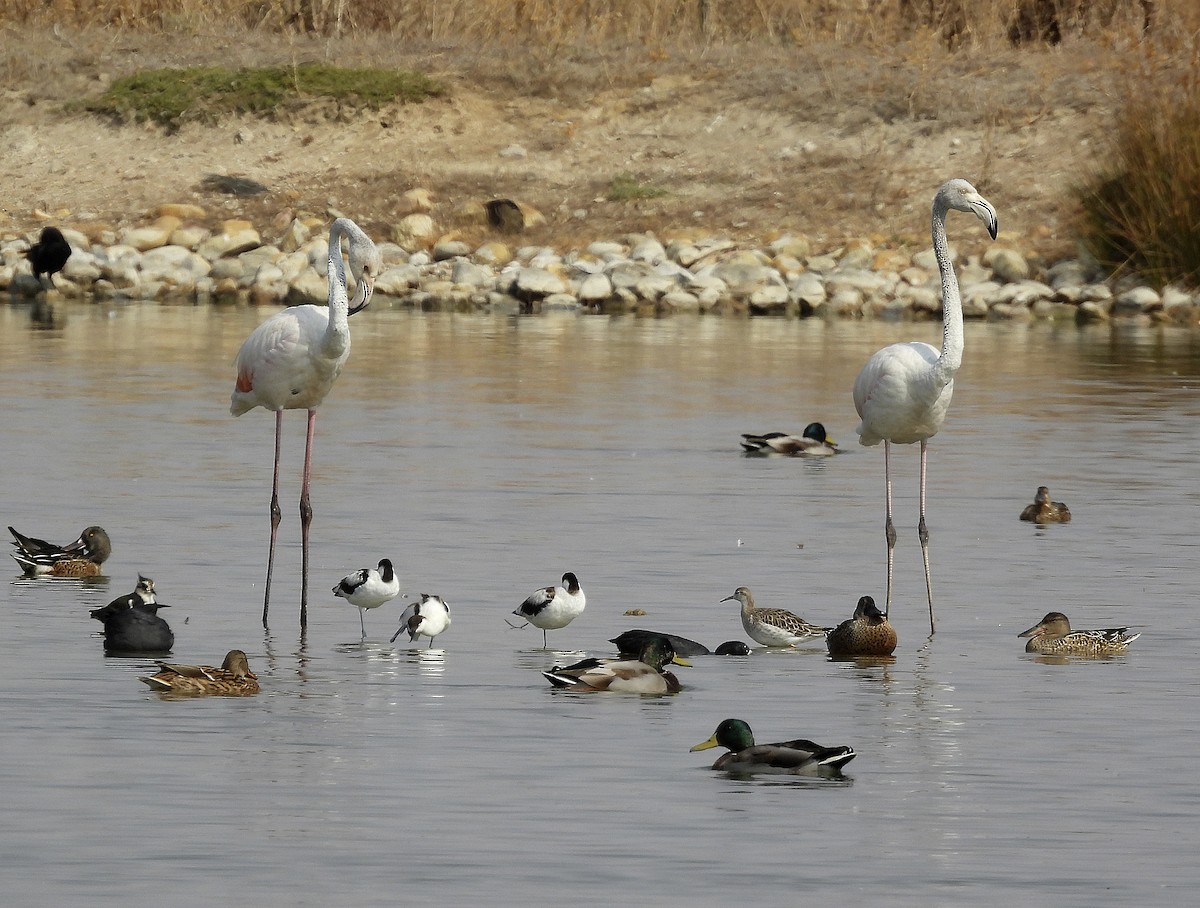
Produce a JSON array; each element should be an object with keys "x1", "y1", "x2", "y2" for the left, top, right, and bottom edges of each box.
[{"x1": 0, "y1": 30, "x2": 1120, "y2": 264}]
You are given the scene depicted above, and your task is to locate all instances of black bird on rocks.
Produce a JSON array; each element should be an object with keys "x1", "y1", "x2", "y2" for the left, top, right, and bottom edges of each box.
[{"x1": 24, "y1": 227, "x2": 73, "y2": 287}]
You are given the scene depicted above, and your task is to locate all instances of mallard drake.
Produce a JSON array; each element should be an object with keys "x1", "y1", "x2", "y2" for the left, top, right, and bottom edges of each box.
[
  {"x1": 1020, "y1": 486, "x2": 1071, "y2": 523},
  {"x1": 1018, "y1": 611, "x2": 1139, "y2": 656},
  {"x1": 392, "y1": 593, "x2": 451, "y2": 647},
  {"x1": 740, "y1": 422, "x2": 838, "y2": 456},
  {"x1": 510, "y1": 571, "x2": 586, "y2": 647},
  {"x1": 826, "y1": 596, "x2": 897, "y2": 656},
  {"x1": 8, "y1": 524, "x2": 112, "y2": 577},
  {"x1": 542, "y1": 636, "x2": 689, "y2": 693},
  {"x1": 691, "y1": 719, "x2": 856, "y2": 774},
  {"x1": 721, "y1": 587, "x2": 829, "y2": 647},
  {"x1": 333, "y1": 558, "x2": 401, "y2": 639},
  {"x1": 141, "y1": 650, "x2": 260, "y2": 696}
]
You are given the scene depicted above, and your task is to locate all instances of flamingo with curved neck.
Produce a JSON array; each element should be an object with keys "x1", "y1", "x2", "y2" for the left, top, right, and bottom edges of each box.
[
  {"x1": 231, "y1": 217, "x2": 382, "y2": 628},
  {"x1": 852, "y1": 179, "x2": 998, "y2": 634}
]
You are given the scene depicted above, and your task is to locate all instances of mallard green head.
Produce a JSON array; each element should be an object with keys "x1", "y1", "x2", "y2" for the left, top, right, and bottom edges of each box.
[
  {"x1": 691, "y1": 718, "x2": 755, "y2": 753},
  {"x1": 637, "y1": 636, "x2": 691, "y2": 670}
]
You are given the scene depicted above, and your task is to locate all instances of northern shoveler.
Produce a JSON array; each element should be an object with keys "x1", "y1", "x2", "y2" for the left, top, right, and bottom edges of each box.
[
  {"x1": 510, "y1": 572, "x2": 586, "y2": 648},
  {"x1": 721, "y1": 587, "x2": 829, "y2": 647},
  {"x1": 826, "y1": 595, "x2": 897, "y2": 656},
  {"x1": 1018, "y1": 611, "x2": 1139, "y2": 656},
  {"x1": 141, "y1": 650, "x2": 260, "y2": 696},
  {"x1": 8, "y1": 525, "x2": 112, "y2": 577},
  {"x1": 1020, "y1": 486, "x2": 1071, "y2": 523},
  {"x1": 393, "y1": 593, "x2": 451, "y2": 647},
  {"x1": 542, "y1": 636, "x2": 689, "y2": 693},
  {"x1": 740, "y1": 422, "x2": 839, "y2": 456},
  {"x1": 690, "y1": 718, "x2": 856, "y2": 774},
  {"x1": 333, "y1": 558, "x2": 401, "y2": 638}
]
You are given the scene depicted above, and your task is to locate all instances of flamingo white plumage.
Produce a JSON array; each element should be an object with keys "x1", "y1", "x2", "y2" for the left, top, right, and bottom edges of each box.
[
  {"x1": 852, "y1": 179, "x2": 997, "y2": 634},
  {"x1": 231, "y1": 217, "x2": 381, "y2": 628}
]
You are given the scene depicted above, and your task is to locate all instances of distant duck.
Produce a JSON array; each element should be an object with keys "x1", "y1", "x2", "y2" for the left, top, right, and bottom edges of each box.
[
  {"x1": 141, "y1": 650, "x2": 260, "y2": 696},
  {"x1": 91, "y1": 580, "x2": 173, "y2": 655},
  {"x1": 511, "y1": 571, "x2": 586, "y2": 648},
  {"x1": 1020, "y1": 486, "x2": 1071, "y2": 523},
  {"x1": 740, "y1": 423, "x2": 838, "y2": 456},
  {"x1": 691, "y1": 718, "x2": 856, "y2": 774},
  {"x1": 542, "y1": 636, "x2": 689, "y2": 694},
  {"x1": 720, "y1": 587, "x2": 829, "y2": 647},
  {"x1": 24, "y1": 226, "x2": 72, "y2": 287},
  {"x1": 1017, "y1": 611, "x2": 1140, "y2": 656},
  {"x1": 8, "y1": 524, "x2": 112, "y2": 577},
  {"x1": 826, "y1": 596, "x2": 897, "y2": 657},
  {"x1": 332, "y1": 558, "x2": 401, "y2": 639},
  {"x1": 392, "y1": 593, "x2": 452, "y2": 647}
]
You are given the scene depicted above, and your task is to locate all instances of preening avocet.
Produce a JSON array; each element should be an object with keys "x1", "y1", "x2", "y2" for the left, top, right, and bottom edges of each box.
[{"x1": 392, "y1": 593, "x2": 451, "y2": 647}]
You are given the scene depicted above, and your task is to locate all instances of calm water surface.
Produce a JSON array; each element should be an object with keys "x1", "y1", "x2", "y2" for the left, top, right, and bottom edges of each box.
[{"x1": 1, "y1": 299, "x2": 1198, "y2": 906}]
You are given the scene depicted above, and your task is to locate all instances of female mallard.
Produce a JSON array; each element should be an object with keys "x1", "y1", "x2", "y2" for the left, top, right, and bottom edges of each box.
[
  {"x1": 826, "y1": 595, "x2": 897, "y2": 656},
  {"x1": 1017, "y1": 612, "x2": 1139, "y2": 656},
  {"x1": 721, "y1": 587, "x2": 829, "y2": 647},
  {"x1": 740, "y1": 422, "x2": 838, "y2": 456},
  {"x1": 140, "y1": 650, "x2": 260, "y2": 696},
  {"x1": 8, "y1": 524, "x2": 112, "y2": 577},
  {"x1": 1020, "y1": 486, "x2": 1071, "y2": 523},
  {"x1": 691, "y1": 719, "x2": 856, "y2": 774},
  {"x1": 542, "y1": 636, "x2": 689, "y2": 693}
]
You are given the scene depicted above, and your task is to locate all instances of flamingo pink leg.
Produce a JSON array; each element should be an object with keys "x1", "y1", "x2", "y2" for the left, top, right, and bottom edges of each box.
[
  {"x1": 298, "y1": 408, "x2": 317, "y2": 629},
  {"x1": 883, "y1": 440, "x2": 896, "y2": 618},
  {"x1": 918, "y1": 439, "x2": 936, "y2": 634},
  {"x1": 262, "y1": 409, "x2": 284, "y2": 627}
]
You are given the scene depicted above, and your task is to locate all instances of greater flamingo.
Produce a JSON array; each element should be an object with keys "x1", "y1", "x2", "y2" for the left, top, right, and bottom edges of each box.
[
  {"x1": 852, "y1": 179, "x2": 997, "y2": 634},
  {"x1": 231, "y1": 218, "x2": 381, "y2": 628}
]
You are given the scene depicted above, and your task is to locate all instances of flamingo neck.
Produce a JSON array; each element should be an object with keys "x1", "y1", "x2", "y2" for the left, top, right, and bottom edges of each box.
[
  {"x1": 322, "y1": 219, "x2": 356, "y2": 358},
  {"x1": 930, "y1": 197, "x2": 963, "y2": 389}
]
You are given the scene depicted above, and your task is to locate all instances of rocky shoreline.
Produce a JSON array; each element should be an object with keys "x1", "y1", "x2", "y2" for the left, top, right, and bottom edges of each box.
[{"x1": 3, "y1": 207, "x2": 1198, "y2": 324}]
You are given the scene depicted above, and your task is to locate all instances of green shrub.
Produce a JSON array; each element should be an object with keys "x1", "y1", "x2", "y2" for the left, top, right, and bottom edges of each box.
[
  {"x1": 85, "y1": 64, "x2": 443, "y2": 128},
  {"x1": 1076, "y1": 52, "x2": 1200, "y2": 289}
]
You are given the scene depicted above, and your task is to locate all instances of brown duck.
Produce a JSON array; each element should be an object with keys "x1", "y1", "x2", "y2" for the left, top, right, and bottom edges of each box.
[
  {"x1": 141, "y1": 650, "x2": 260, "y2": 696},
  {"x1": 1020, "y1": 486, "x2": 1071, "y2": 523},
  {"x1": 826, "y1": 596, "x2": 897, "y2": 656}
]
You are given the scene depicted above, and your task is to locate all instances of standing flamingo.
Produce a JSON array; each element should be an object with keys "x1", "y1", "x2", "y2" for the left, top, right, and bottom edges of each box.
[
  {"x1": 852, "y1": 179, "x2": 997, "y2": 634},
  {"x1": 231, "y1": 218, "x2": 381, "y2": 628}
]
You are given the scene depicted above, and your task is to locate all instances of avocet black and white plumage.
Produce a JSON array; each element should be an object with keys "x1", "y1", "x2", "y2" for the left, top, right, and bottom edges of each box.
[
  {"x1": 88, "y1": 574, "x2": 156, "y2": 616},
  {"x1": 332, "y1": 558, "x2": 400, "y2": 639},
  {"x1": 8, "y1": 525, "x2": 112, "y2": 577},
  {"x1": 740, "y1": 422, "x2": 839, "y2": 456},
  {"x1": 511, "y1": 571, "x2": 586, "y2": 648},
  {"x1": 391, "y1": 593, "x2": 451, "y2": 647}
]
